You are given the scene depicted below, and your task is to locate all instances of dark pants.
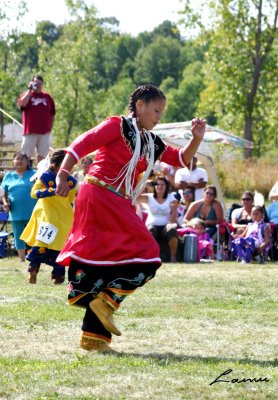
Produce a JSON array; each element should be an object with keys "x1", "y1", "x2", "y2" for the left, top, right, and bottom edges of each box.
[
  {"x1": 26, "y1": 246, "x2": 65, "y2": 280},
  {"x1": 148, "y1": 224, "x2": 178, "y2": 243},
  {"x1": 68, "y1": 260, "x2": 159, "y2": 341}
]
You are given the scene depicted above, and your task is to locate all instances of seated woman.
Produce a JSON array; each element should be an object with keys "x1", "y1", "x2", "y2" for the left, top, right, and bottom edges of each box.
[
  {"x1": 138, "y1": 176, "x2": 179, "y2": 262},
  {"x1": 231, "y1": 206, "x2": 271, "y2": 263},
  {"x1": 183, "y1": 185, "x2": 224, "y2": 238},
  {"x1": 231, "y1": 191, "x2": 254, "y2": 234}
]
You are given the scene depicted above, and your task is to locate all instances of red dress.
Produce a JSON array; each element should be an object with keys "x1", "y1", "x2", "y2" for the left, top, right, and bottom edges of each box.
[{"x1": 57, "y1": 116, "x2": 188, "y2": 267}]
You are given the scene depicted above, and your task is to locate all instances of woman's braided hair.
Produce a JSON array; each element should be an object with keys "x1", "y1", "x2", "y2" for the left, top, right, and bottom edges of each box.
[
  {"x1": 49, "y1": 149, "x2": 66, "y2": 171},
  {"x1": 128, "y1": 84, "x2": 166, "y2": 116}
]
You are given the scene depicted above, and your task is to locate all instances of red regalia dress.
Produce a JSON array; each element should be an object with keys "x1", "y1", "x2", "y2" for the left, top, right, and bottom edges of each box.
[{"x1": 57, "y1": 116, "x2": 188, "y2": 268}]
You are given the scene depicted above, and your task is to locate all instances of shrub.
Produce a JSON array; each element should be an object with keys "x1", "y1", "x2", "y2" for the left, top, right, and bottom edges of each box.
[{"x1": 214, "y1": 157, "x2": 277, "y2": 200}]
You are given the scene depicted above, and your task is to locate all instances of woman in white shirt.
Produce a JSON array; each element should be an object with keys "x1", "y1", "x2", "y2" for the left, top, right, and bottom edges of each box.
[{"x1": 138, "y1": 177, "x2": 179, "y2": 262}]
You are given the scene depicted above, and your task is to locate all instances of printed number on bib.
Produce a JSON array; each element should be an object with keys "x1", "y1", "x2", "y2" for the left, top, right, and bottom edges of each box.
[{"x1": 36, "y1": 222, "x2": 58, "y2": 244}]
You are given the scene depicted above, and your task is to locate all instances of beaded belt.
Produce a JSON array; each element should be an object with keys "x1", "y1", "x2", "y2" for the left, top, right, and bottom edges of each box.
[{"x1": 85, "y1": 175, "x2": 129, "y2": 199}]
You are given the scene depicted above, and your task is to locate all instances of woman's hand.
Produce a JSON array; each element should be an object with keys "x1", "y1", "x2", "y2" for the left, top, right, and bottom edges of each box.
[
  {"x1": 56, "y1": 175, "x2": 70, "y2": 197},
  {"x1": 55, "y1": 154, "x2": 76, "y2": 197},
  {"x1": 2, "y1": 203, "x2": 10, "y2": 212},
  {"x1": 231, "y1": 232, "x2": 239, "y2": 239},
  {"x1": 191, "y1": 118, "x2": 206, "y2": 140}
]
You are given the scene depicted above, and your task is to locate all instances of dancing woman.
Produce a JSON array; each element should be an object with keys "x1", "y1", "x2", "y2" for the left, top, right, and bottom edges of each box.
[{"x1": 55, "y1": 84, "x2": 206, "y2": 352}]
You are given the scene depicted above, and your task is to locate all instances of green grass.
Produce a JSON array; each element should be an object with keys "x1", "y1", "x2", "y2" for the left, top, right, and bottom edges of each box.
[{"x1": 0, "y1": 257, "x2": 277, "y2": 399}]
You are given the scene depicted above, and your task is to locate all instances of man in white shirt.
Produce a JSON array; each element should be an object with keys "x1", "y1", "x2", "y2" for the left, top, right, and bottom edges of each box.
[{"x1": 174, "y1": 156, "x2": 208, "y2": 200}]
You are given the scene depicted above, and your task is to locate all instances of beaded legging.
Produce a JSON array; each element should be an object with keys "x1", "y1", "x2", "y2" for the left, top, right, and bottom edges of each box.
[{"x1": 67, "y1": 260, "x2": 159, "y2": 342}]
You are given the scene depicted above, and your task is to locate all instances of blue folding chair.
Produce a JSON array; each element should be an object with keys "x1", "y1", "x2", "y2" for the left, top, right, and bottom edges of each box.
[
  {"x1": 0, "y1": 211, "x2": 13, "y2": 258},
  {"x1": 0, "y1": 211, "x2": 9, "y2": 231}
]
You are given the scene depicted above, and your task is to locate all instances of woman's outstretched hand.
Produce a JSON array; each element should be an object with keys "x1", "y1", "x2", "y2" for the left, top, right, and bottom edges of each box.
[{"x1": 191, "y1": 118, "x2": 206, "y2": 140}]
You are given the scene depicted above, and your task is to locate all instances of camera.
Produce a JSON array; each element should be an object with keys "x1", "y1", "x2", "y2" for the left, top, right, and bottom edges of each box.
[
  {"x1": 149, "y1": 181, "x2": 158, "y2": 187},
  {"x1": 32, "y1": 82, "x2": 38, "y2": 90}
]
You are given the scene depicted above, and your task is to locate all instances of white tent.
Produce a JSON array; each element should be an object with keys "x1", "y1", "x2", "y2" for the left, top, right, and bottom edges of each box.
[
  {"x1": 153, "y1": 121, "x2": 253, "y2": 211},
  {"x1": 0, "y1": 107, "x2": 23, "y2": 146}
]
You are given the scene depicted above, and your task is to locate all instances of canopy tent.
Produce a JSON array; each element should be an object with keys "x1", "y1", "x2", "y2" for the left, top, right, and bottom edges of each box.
[{"x1": 153, "y1": 121, "x2": 253, "y2": 211}]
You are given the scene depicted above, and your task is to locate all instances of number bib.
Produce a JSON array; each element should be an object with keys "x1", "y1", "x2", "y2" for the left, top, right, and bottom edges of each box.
[{"x1": 36, "y1": 222, "x2": 58, "y2": 244}]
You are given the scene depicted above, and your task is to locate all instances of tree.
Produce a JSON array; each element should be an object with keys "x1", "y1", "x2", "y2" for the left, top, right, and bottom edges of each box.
[
  {"x1": 35, "y1": 21, "x2": 62, "y2": 46},
  {"x1": 133, "y1": 36, "x2": 182, "y2": 86},
  {"x1": 161, "y1": 61, "x2": 205, "y2": 122},
  {"x1": 180, "y1": 0, "x2": 278, "y2": 158},
  {"x1": 38, "y1": 1, "x2": 130, "y2": 146},
  {"x1": 95, "y1": 77, "x2": 135, "y2": 119},
  {"x1": 0, "y1": 1, "x2": 28, "y2": 142}
]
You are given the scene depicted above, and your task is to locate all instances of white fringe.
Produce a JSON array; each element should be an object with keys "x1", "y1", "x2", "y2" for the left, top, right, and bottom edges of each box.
[{"x1": 105, "y1": 118, "x2": 155, "y2": 204}]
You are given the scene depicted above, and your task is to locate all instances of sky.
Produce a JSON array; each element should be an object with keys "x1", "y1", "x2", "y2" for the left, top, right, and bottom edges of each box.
[{"x1": 18, "y1": 0, "x2": 188, "y2": 36}]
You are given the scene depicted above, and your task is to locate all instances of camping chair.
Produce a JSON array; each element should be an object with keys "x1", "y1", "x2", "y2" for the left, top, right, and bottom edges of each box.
[
  {"x1": 0, "y1": 211, "x2": 13, "y2": 258},
  {"x1": 214, "y1": 222, "x2": 230, "y2": 260},
  {"x1": 0, "y1": 211, "x2": 8, "y2": 231},
  {"x1": 0, "y1": 231, "x2": 13, "y2": 258},
  {"x1": 269, "y1": 223, "x2": 278, "y2": 260}
]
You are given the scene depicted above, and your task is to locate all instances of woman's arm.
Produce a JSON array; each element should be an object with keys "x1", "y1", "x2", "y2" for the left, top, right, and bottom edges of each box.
[
  {"x1": 183, "y1": 201, "x2": 199, "y2": 225},
  {"x1": 232, "y1": 226, "x2": 248, "y2": 239},
  {"x1": 56, "y1": 153, "x2": 77, "y2": 197},
  {"x1": 181, "y1": 119, "x2": 206, "y2": 165},
  {"x1": 169, "y1": 200, "x2": 178, "y2": 223},
  {"x1": 1, "y1": 192, "x2": 10, "y2": 212},
  {"x1": 231, "y1": 211, "x2": 247, "y2": 229},
  {"x1": 31, "y1": 178, "x2": 48, "y2": 199},
  {"x1": 136, "y1": 193, "x2": 149, "y2": 204},
  {"x1": 161, "y1": 119, "x2": 206, "y2": 168},
  {"x1": 161, "y1": 165, "x2": 176, "y2": 189}
]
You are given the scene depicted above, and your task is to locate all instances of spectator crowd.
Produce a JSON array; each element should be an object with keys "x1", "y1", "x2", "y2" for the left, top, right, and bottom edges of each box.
[{"x1": 0, "y1": 76, "x2": 277, "y2": 279}]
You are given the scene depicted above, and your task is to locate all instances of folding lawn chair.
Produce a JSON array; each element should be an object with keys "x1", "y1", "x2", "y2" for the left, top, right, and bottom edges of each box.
[
  {"x1": 0, "y1": 211, "x2": 13, "y2": 258},
  {"x1": 0, "y1": 211, "x2": 9, "y2": 231}
]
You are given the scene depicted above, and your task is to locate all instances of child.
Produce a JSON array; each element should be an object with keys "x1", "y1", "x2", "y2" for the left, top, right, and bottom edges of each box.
[
  {"x1": 231, "y1": 206, "x2": 271, "y2": 263},
  {"x1": 20, "y1": 149, "x2": 77, "y2": 284},
  {"x1": 192, "y1": 218, "x2": 214, "y2": 260}
]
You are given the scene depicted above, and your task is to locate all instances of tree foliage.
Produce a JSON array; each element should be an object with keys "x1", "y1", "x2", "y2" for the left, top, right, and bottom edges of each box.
[
  {"x1": 181, "y1": 0, "x2": 278, "y2": 157},
  {"x1": 0, "y1": 0, "x2": 276, "y2": 158}
]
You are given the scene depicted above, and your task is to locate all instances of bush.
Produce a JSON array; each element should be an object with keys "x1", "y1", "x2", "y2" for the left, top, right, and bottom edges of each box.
[{"x1": 214, "y1": 157, "x2": 277, "y2": 200}]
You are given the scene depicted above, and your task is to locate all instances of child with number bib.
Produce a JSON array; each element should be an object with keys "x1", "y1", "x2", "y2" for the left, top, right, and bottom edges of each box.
[{"x1": 20, "y1": 149, "x2": 77, "y2": 284}]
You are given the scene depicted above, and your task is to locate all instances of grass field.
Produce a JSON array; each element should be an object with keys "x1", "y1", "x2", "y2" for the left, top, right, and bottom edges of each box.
[{"x1": 0, "y1": 257, "x2": 277, "y2": 400}]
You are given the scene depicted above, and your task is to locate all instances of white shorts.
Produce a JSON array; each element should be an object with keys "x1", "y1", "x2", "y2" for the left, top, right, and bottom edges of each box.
[{"x1": 21, "y1": 133, "x2": 51, "y2": 158}]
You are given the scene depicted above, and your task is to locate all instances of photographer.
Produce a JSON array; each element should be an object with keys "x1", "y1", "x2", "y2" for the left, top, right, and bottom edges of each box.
[{"x1": 18, "y1": 75, "x2": 56, "y2": 163}]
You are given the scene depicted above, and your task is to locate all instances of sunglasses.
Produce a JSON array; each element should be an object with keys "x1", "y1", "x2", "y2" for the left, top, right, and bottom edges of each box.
[
  {"x1": 205, "y1": 192, "x2": 214, "y2": 196},
  {"x1": 183, "y1": 191, "x2": 192, "y2": 195},
  {"x1": 242, "y1": 198, "x2": 252, "y2": 201}
]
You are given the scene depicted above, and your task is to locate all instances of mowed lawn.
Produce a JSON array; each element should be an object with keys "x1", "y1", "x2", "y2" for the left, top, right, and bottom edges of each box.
[{"x1": 0, "y1": 257, "x2": 277, "y2": 400}]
